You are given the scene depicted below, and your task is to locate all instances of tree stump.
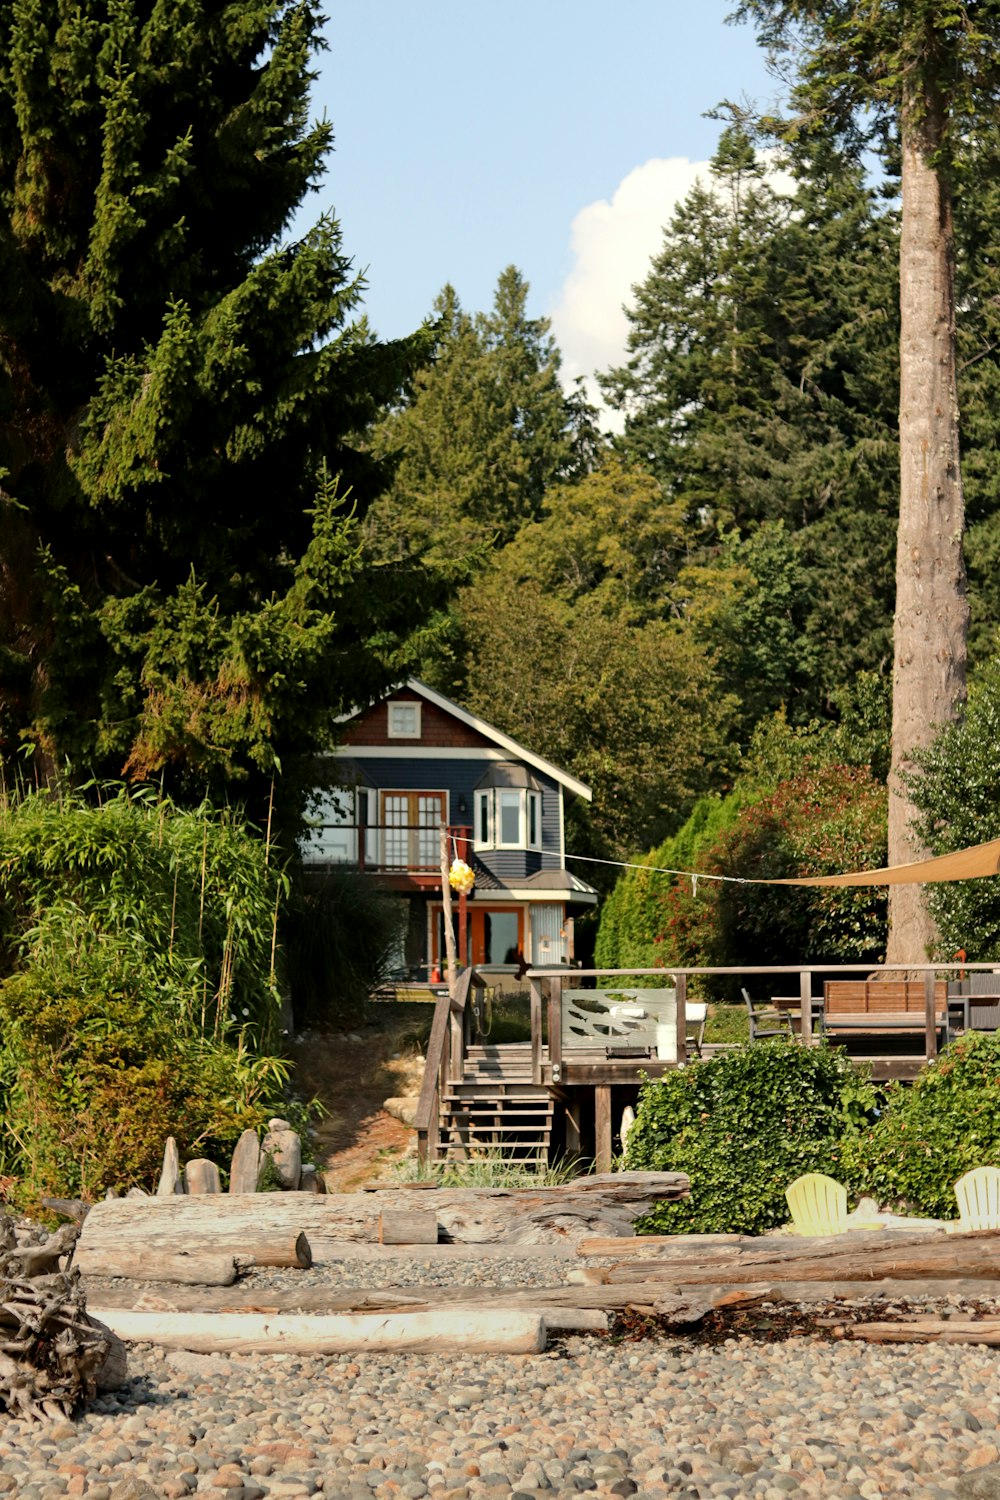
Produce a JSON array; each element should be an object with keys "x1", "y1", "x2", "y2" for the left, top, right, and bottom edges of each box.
[{"x1": 0, "y1": 1213, "x2": 125, "y2": 1419}]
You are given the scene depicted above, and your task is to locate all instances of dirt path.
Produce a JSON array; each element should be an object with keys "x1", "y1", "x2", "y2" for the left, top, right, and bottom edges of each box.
[{"x1": 286, "y1": 1000, "x2": 433, "y2": 1191}]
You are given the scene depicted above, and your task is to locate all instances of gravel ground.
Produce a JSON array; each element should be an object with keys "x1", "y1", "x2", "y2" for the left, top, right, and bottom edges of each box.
[{"x1": 4, "y1": 1250, "x2": 1000, "y2": 1500}]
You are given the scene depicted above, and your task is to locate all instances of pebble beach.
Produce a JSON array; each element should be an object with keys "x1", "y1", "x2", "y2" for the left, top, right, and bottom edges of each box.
[{"x1": 4, "y1": 1250, "x2": 1000, "y2": 1500}]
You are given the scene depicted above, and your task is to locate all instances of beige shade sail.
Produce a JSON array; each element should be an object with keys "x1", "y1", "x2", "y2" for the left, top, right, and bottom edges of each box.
[{"x1": 759, "y1": 837, "x2": 1000, "y2": 888}]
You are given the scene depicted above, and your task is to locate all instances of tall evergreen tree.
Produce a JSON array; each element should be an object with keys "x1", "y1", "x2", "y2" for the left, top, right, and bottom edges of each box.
[
  {"x1": 735, "y1": 0, "x2": 1000, "y2": 963},
  {"x1": 602, "y1": 121, "x2": 900, "y2": 710},
  {"x1": 366, "y1": 267, "x2": 598, "y2": 569},
  {"x1": 0, "y1": 0, "x2": 431, "y2": 803}
]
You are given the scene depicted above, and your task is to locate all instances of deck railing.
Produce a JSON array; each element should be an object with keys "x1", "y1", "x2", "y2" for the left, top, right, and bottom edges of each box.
[
  {"x1": 305, "y1": 823, "x2": 472, "y2": 876},
  {"x1": 414, "y1": 966, "x2": 486, "y2": 1166},
  {"x1": 526, "y1": 961, "x2": 1000, "y2": 1081}
]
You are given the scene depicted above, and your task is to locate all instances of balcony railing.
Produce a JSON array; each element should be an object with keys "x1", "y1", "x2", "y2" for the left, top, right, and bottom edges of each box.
[{"x1": 302, "y1": 823, "x2": 472, "y2": 875}]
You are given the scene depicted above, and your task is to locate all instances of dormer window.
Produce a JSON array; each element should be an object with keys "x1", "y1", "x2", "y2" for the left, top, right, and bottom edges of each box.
[
  {"x1": 473, "y1": 764, "x2": 543, "y2": 851},
  {"x1": 387, "y1": 700, "x2": 421, "y2": 738}
]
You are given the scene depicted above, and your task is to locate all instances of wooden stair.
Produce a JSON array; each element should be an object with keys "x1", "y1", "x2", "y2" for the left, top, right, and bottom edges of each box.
[{"x1": 436, "y1": 1045, "x2": 553, "y2": 1164}]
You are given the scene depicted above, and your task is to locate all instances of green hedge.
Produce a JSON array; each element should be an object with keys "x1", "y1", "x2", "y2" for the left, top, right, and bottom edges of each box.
[
  {"x1": 627, "y1": 1035, "x2": 1000, "y2": 1233},
  {"x1": 625, "y1": 1041, "x2": 879, "y2": 1235},
  {"x1": 845, "y1": 1031, "x2": 1000, "y2": 1218}
]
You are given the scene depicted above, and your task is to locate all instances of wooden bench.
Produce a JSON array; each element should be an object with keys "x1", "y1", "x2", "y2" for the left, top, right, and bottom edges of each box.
[{"x1": 822, "y1": 979, "x2": 948, "y2": 1037}]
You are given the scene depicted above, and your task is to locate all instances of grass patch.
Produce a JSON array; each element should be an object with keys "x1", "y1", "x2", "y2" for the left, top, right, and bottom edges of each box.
[
  {"x1": 704, "y1": 1003, "x2": 749, "y2": 1045},
  {"x1": 394, "y1": 1148, "x2": 580, "y2": 1188}
]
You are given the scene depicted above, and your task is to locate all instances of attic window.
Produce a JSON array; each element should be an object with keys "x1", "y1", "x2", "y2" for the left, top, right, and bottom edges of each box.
[{"x1": 387, "y1": 700, "x2": 421, "y2": 739}]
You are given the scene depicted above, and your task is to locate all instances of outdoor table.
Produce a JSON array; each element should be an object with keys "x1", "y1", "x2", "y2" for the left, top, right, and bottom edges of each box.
[{"x1": 771, "y1": 994, "x2": 825, "y2": 1034}]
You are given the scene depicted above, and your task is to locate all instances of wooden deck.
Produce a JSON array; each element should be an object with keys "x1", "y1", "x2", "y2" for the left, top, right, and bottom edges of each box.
[{"x1": 414, "y1": 962, "x2": 1000, "y2": 1173}]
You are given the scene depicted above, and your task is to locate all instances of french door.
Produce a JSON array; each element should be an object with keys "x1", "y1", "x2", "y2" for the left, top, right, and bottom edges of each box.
[{"x1": 381, "y1": 791, "x2": 446, "y2": 870}]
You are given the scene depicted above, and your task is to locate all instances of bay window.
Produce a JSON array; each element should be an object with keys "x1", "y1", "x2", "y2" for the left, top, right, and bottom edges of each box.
[{"x1": 474, "y1": 786, "x2": 542, "y2": 851}]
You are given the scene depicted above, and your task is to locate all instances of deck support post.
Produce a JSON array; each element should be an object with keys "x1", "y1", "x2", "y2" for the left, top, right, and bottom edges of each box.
[
  {"x1": 595, "y1": 1086, "x2": 613, "y2": 1173},
  {"x1": 675, "y1": 973, "x2": 687, "y2": 1065},
  {"x1": 800, "y1": 970, "x2": 814, "y2": 1044},
  {"x1": 530, "y1": 978, "x2": 543, "y2": 1085},
  {"x1": 925, "y1": 969, "x2": 939, "y2": 1060},
  {"x1": 564, "y1": 1096, "x2": 581, "y2": 1157},
  {"x1": 547, "y1": 977, "x2": 563, "y2": 1078}
]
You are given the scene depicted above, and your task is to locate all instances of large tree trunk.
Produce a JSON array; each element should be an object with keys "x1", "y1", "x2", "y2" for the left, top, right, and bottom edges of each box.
[{"x1": 887, "y1": 66, "x2": 969, "y2": 963}]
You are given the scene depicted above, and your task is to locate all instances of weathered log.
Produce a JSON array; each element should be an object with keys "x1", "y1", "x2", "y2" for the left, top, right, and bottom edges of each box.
[
  {"x1": 4, "y1": 1223, "x2": 78, "y2": 1277},
  {"x1": 603, "y1": 1228, "x2": 1000, "y2": 1284},
  {"x1": 583, "y1": 1227, "x2": 942, "y2": 1261},
  {"x1": 843, "y1": 1320, "x2": 1000, "y2": 1345},
  {"x1": 87, "y1": 1316, "x2": 129, "y2": 1391},
  {"x1": 78, "y1": 1172, "x2": 690, "y2": 1251},
  {"x1": 89, "y1": 1306, "x2": 548, "y2": 1354},
  {"x1": 40, "y1": 1198, "x2": 89, "y2": 1224},
  {"x1": 577, "y1": 1233, "x2": 749, "y2": 1257},
  {"x1": 0, "y1": 1260, "x2": 118, "y2": 1419},
  {"x1": 378, "y1": 1210, "x2": 438, "y2": 1245},
  {"x1": 236, "y1": 1232, "x2": 313, "y2": 1269},
  {"x1": 74, "y1": 1247, "x2": 239, "y2": 1286}
]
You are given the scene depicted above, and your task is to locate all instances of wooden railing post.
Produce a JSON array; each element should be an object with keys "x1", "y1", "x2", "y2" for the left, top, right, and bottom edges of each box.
[
  {"x1": 449, "y1": 967, "x2": 472, "y2": 1084},
  {"x1": 925, "y1": 969, "x2": 938, "y2": 1061},
  {"x1": 800, "y1": 969, "x2": 814, "y2": 1045},
  {"x1": 675, "y1": 973, "x2": 687, "y2": 1065},
  {"x1": 548, "y1": 976, "x2": 563, "y2": 1078},
  {"x1": 529, "y1": 976, "x2": 543, "y2": 1085}
]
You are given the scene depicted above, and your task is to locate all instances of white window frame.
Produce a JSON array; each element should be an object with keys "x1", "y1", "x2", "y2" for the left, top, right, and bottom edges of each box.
[
  {"x1": 387, "y1": 699, "x2": 421, "y2": 739},
  {"x1": 473, "y1": 788, "x2": 543, "y2": 852}
]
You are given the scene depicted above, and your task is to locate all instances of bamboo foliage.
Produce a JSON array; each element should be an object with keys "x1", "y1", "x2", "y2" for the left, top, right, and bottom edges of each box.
[{"x1": 0, "y1": 783, "x2": 296, "y2": 1202}]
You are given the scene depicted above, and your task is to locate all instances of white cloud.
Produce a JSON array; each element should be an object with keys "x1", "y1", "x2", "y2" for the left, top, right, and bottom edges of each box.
[
  {"x1": 549, "y1": 156, "x2": 711, "y2": 427},
  {"x1": 550, "y1": 153, "x2": 795, "y2": 430}
]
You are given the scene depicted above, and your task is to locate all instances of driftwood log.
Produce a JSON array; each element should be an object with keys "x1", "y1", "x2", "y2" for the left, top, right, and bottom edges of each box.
[
  {"x1": 78, "y1": 1172, "x2": 690, "y2": 1256},
  {"x1": 597, "y1": 1227, "x2": 1000, "y2": 1285},
  {"x1": 0, "y1": 1214, "x2": 126, "y2": 1420},
  {"x1": 89, "y1": 1306, "x2": 549, "y2": 1354}
]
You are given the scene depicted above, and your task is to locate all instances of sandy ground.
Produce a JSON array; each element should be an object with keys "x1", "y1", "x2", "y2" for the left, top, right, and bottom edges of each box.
[{"x1": 286, "y1": 999, "x2": 432, "y2": 1191}]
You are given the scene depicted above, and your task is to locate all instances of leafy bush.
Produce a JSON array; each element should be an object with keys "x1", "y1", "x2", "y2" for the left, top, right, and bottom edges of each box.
[
  {"x1": 282, "y1": 865, "x2": 405, "y2": 1027},
  {"x1": 625, "y1": 1041, "x2": 880, "y2": 1235},
  {"x1": 0, "y1": 784, "x2": 295, "y2": 1204},
  {"x1": 704, "y1": 1003, "x2": 748, "y2": 1045},
  {"x1": 910, "y1": 657, "x2": 1000, "y2": 956},
  {"x1": 594, "y1": 790, "x2": 761, "y2": 976},
  {"x1": 846, "y1": 1032, "x2": 1000, "y2": 1218}
]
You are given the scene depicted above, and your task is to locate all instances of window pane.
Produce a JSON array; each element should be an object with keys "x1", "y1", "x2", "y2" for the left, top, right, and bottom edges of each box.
[
  {"x1": 483, "y1": 911, "x2": 519, "y2": 965},
  {"x1": 528, "y1": 793, "x2": 538, "y2": 847},
  {"x1": 499, "y1": 790, "x2": 521, "y2": 844},
  {"x1": 477, "y1": 792, "x2": 490, "y2": 844},
  {"x1": 389, "y1": 704, "x2": 419, "y2": 736}
]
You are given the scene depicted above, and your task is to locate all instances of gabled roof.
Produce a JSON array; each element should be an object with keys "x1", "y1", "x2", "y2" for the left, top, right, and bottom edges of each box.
[
  {"x1": 403, "y1": 679, "x2": 592, "y2": 802},
  {"x1": 344, "y1": 678, "x2": 592, "y2": 803}
]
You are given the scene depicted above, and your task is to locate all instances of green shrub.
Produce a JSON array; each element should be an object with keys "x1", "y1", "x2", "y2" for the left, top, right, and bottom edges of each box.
[
  {"x1": 845, "y1": 1031, "x2": 1000, "y2": 1218},
  {"x1": 282, "y1": 864, "x2": 405, "y2": 1027},
  {"x1": 704, "y1": 1003, "x2": 748, "y2": 1045},
  {"x1": 0, "y1": 958, "x2": 292, "y2": 1204},
  {"x1": 910, "y1": 657, "x2": 1000, "y2": 957},
  {"x1": 0, "y1": 784, "x2": 296, "y2": 1203},
  {"x1": 625, "y1": 1040, "x2": 880, "y2": 1235}
]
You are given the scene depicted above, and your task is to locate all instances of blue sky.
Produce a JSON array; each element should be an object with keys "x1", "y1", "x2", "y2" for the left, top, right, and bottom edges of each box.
[{"x1": 309, "y1": 2, "x2": 779, "y2": 394}]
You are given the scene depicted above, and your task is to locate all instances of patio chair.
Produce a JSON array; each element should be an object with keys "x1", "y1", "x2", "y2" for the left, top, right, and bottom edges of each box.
[
  {"x1": 686, "y1": 1001, "x2": 707, "y2": 1057},
  {"x1": 949, "y1": 1166, "x2": 1000, "y2": 1231},
  {"x1": 741, "y1": 987, "x2": 793, "y2": 1042},
  {"x1": 785, "y1": 1172, "x2": 848, "y2": 1237}
]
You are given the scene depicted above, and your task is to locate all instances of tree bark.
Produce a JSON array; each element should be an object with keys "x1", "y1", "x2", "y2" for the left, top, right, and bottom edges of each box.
[{"x1": 888, "y1": 60, "x2": 969, "y2": 962}]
